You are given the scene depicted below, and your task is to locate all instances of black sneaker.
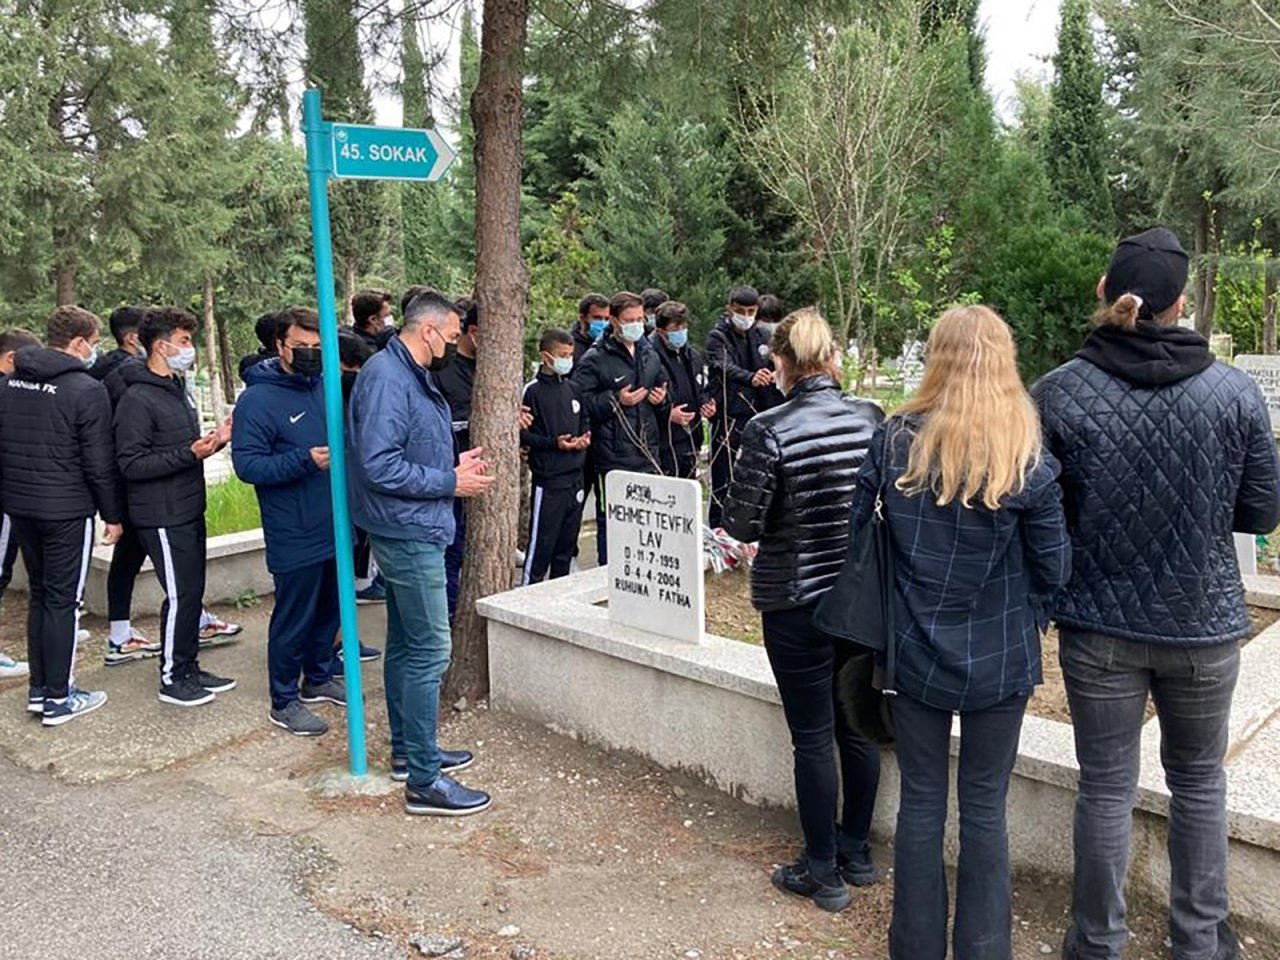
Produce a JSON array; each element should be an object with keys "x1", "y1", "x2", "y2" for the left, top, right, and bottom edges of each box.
[
  {"x1": 404, "y1": 775, "x2": 492, "y2": 817},
  {"x1": 195, "y1": 670, "x2": 236, "y2": 694},
  {"x1": 837, "y1": 834, "x2": 878, "y2": 886},
  {"x1": 770, "y1": 858, "x2": 851, "y2": 913},
  {"x1": 27, "y1": 687, "x2": 45, "y2": 715},
  {"x1": 390, "y1": 749, "x2": 474, "y2": 782},
  {"x1": 159, "y1": 676, "x2": 216, "y2": 707},
  {"x1": 299, "y1": 678, "x2": 346, "y2": 706},
  {"x1": 269, "y1": 700, "x2": 329, "y2": 736}
]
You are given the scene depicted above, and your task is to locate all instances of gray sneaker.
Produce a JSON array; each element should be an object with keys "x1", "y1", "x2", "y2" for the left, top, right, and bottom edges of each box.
[
  {"x1": 299, "y1": 678, "x2": 346, "y2": 706},
  {"x1": 269, "y1": 700, "x2": 329, "y2": 736}
]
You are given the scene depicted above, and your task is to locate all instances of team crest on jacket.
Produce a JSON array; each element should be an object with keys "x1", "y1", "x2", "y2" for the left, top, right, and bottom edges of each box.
[
  {"x1": 757, "y1": 344, "x2": 770, "y2": 359},
  {"x1": 572, "y1": 399, "x2": 581, "y2": 414}
]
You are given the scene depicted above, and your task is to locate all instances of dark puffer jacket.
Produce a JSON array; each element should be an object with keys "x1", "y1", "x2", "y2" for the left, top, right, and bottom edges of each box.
[
  {"x1": 649, "y1": 331, "x2": 710, "y2": 473},
  {"x1": 113, "y1": 363, "x2": 205, "y2": 528},
  {"x1": 723, "y1": 375, "x2": 883, "y2": 611},
  {"x1": 572, "y1": 333, "x2": 668, "y2": 475},
  {"x1": 1033, "y1": 322, "x2": 1280, "y2": 645},
  {"x1": 0, "y1": 346, "x2": 122, "y2": 523}
]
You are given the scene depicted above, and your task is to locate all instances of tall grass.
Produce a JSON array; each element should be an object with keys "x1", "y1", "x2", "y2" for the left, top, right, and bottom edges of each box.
[{"x1": 205, "y1": 476, "x2": 261, "y2": 537}]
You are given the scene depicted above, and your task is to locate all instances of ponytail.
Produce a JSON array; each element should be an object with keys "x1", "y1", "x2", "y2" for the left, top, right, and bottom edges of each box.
[{"x1": 1093, "y1": 293, "x2": 1144, "y2": 331}]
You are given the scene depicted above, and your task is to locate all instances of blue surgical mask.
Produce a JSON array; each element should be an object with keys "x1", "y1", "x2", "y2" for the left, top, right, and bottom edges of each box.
[
  {"x1": 81, "y1": 344, "x2": 99, "y2": 369},
  {"x1": 667, "y1": 328, "x2": 688, "y2": 349},
  {"x1": 552, "y1": 356, "x2": 573, "y2": 377},
  {"x1": 620, "y1": 321, "x2": 645, "y2": 343},
  {"x1": 588, "y1": 319, "x2": 609, "y2": 339},
  {"x1": 167, "y1": 344, "x2": 197, "y2": 372}
]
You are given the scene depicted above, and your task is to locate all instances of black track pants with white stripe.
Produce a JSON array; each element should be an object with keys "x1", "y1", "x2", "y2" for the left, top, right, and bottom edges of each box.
[
  {"x1": 11, "y1": 516, "x2": 94, "y2": 700},
  {"x1": 522, "y1": 483, "x2": 585, "y2": 586},
  {"x1": 0, "y1": 512, "x2": 19, "y2": 599},
  {"x1": 137, "y1": 520, "x2": 206, "y2": 686}
]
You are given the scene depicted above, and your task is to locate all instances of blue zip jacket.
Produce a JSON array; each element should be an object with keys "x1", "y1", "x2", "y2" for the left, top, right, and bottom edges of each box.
[
  {"x1": 231, "y1": 359, "x2": 334, "y2": 575},
  {"x1": 348, "y1": 335, "x2": 457, "y2": 544}
]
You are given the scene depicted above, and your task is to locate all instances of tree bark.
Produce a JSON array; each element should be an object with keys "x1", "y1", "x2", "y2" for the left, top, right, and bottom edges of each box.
[
  {"x1": 214, "y1": 295, "x2": 237, "y2": 402},
  {"x1": 1194, "y1": 201, "x2": 1210, "y2": 336},
  {"x1": 201, "y1": 276, "x2": 227, "y2": 424},
  {"x1": 342, "y1": 262, "x2": 357, "y2": 323},
  {"x1": 1265, "y1": 267, "x2": 1278, "y2": 355},
  {"x1": 445, "y1": 0, "x2": 529, "y2": 704},
  {"x1": 53, "y1": 226, "x2": 77, "y2": 306}
]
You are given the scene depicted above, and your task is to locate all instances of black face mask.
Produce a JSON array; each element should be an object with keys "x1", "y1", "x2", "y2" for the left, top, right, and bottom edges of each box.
[
  {"x1": 427, "y1": 339, "x2": 457, "y2": 373},
  {"x1": 290, "y1": 346, "x2": 322, "y2": 378}
]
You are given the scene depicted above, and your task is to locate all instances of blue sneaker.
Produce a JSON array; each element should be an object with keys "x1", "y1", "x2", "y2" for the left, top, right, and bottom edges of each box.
[
  {"x1": 42, "y1": 689, "x2": 108, "y2": 728},
  {"x1": 391, "y1": 749, "x2": 473, "y2": 782},
  {"x1": 355, "y1": 579, "x2": 386, "y2": 605},
  {"x1": 404, "y1": 775, "x2": 491, "y2": 817}
]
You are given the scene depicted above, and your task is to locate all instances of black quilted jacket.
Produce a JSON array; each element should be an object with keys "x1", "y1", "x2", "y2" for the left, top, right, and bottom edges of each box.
[
  {"x1": 723, "y1": 375, "x2": 883, "y2": 611},
  {"x1": 1032, "y1": 322, "x2": 1280, "y2": 644},
  {"x1": 113, "y1": 362, "x2": 206, "y2": 529},
  {"x1": 0, "y1": 346, "x2": 122, "y2": 523}
]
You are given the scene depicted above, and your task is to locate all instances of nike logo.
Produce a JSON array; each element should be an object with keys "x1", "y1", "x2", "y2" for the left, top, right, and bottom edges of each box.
[
  {"x1": 289, "y1": 412, "x2": 306, "y2": 424},
  {"x1": 613, "y1": 376, "x2": 627, "y2": 384}
]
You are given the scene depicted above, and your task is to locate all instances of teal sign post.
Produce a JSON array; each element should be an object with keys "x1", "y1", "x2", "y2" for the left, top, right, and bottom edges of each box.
[{"x1": 300, "y1": 88, "x2": 457, "y2": 776}]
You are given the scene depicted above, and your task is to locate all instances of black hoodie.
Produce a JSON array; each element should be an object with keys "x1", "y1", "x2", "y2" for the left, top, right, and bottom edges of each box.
[
  {"x1": 1075, "y1": 321, "x2": 1213, "y2": 387},
  {"x1": 113, "y1": 362, "x2": 205, "y2": 528},
  {"x1": 0, "y1": 346, "x2": 122, "y2": 522}
]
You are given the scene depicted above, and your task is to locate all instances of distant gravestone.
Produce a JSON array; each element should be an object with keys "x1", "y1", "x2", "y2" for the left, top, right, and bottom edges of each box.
[
  {"x1": 605, "y1": 471, "x2": 705, "y2": 643},
  {"x1": 1209, "y1": 333, "x2": 1233, "y2": 362},
  {"x1": 899, "y1": 340, "x2": 925, "y2": 395},
  {"x1": 1235, "y1": 355, "x2": 1280, "y2": 434}
]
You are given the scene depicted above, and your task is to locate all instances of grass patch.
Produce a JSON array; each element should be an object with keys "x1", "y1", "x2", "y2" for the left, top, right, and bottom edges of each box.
[{"x1": 205, "y1": 476, "x2": 261, "y2": 537}]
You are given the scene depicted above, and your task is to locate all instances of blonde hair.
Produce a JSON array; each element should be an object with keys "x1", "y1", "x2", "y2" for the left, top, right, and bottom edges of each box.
[
  {"x1": 770, "y1": 307, "x2": 839, "y2": 380},
  {"x1": 896, "y1": 305, "x2": 1041, "y2": 510},
  {"x1": 1093, "y1": 291, "x2": 1180, "y2": 331}
]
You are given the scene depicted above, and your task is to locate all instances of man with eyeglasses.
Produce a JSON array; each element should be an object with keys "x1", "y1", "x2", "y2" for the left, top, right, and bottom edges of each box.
[{"x1": 232, "y1": 307, "x2": 345, "y2": 737}]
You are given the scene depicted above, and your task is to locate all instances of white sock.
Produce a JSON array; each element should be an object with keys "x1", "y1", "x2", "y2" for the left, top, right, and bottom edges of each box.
[
  {"x1": 109, "y1": 621, "x2": 131, "y2": 646},
  {"x1": 355, "y1": 576, "x2": 374, "y2": 591}
]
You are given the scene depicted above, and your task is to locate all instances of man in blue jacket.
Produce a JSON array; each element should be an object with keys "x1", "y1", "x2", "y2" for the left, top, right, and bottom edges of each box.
[
  {"x1": 349, "y1": 289, "x2": 495, "y2": 816},
  {"x1": 232, "y1": 307, "x2": 344, "y2": 736}
]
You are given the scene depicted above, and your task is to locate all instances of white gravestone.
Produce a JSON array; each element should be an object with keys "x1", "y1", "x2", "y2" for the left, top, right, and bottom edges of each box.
[
  {"x1": 1235, "y1": 355, "x2": 1280, "y2": 434},
  {"x1": 605, "y1": 471, "x2": 705, "y2": 643}
]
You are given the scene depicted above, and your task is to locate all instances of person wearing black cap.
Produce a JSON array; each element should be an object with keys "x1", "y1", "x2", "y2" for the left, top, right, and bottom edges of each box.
[{"x1": 1033, "y1": 227, "x2": 1280, "y2": 960}]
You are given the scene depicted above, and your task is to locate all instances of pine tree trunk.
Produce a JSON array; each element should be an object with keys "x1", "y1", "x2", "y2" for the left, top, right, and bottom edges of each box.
[
  {"x1": 342, "y1": 262, "x2": 357, "y2": 323},
  {"x1": 53, "y1": 226, "x2": 77, "y2": 306},
  {"x1": 1201, "y1": 260, "x2": 1219, "y2": 337},
  {"x1": 214, "y1": 299, "x2": 237, "y2": 401},
  {"x1": 201, "y1": 276, "x2": 227, "y2": 424},
  {"x1": 445, "y1": 0, "x2": 529, "y2": 704},
  {"x1": 1194, "y1": 203, "x2": 1210, "y2": 336},
  {"x1": 1265, "y1": 268, "x2": 1278, "y2": 355}
]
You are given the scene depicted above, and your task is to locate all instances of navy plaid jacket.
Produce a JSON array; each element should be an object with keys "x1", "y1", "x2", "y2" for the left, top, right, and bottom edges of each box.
[{"x1": 847, "y1": 418, "x2": 1071, "y2": 712}]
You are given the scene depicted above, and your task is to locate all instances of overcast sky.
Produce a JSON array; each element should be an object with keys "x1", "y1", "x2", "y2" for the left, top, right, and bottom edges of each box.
[{"x1": 371, "y1": 0, "x2": 1064, "y2": 129}]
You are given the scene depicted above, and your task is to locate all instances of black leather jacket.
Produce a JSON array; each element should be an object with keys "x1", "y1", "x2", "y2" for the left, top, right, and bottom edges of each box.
[{"x1": 723, "y1": 375, "x2": 883, "y2": 611}]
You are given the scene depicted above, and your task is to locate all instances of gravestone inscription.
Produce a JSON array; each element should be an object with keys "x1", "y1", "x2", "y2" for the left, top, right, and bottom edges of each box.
[{"x1": 1235, "y1": 355, "x2": 1280, "y2": 434}]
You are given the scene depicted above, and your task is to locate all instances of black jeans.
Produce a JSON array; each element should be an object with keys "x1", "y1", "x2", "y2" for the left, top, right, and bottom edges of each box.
[
  {"x1": 1060, "y1": 630, "x2": 1239, "y2": 960},
  {"x1": 761, "y1": 604, "x2": 881, "y2": 881},
  {"x1": 12, "y1": 515, "x2": 94, "y2": 700},
  {"x1": 136, "y1": 520, "x2": 206, "y2": 686},
  {"x1": 889, "y1": 691, "x2": 1027, "y2": 960},
  {"x1": 106, "y1": 520, "x2": 148, "y2": 623}
]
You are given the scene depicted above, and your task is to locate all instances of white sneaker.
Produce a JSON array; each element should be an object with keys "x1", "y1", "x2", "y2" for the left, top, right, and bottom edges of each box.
[{"x1": 0, "y1": 652, "x2": 29, "y2": 679}]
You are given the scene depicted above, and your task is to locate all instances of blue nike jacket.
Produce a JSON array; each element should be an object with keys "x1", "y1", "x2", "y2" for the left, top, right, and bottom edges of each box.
[{"x1": 231, "y1": 359, "x2": 335, "y2": 574}]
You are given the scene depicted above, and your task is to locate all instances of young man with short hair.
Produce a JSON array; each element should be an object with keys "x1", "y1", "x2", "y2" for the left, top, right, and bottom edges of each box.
[
  {"x1": 649, "y1": 301, "x2": 715, "y2": 479},
  {"x1": 640, "y1": 288, "x2": 670, "y2": 332},
  {"x1": 0, "y1": 327, "x2": 41, "y2": 680},
  {"x1": 521, "y1": 329, "x2": 591, "y2": 584},
  {"x1": 350, "y1": 288, "x2": 395, "y2": 352},
  {"x1": 239, "y1": 311, "x2": 283, "y2": 383},
  {"x1": 233, "y1": 307, "x2": 345, "y2": 736},
  {"x1": 350, "y1": 290, "x2": 494, "y2": 815},
  {"x1": 434, "y1": 298, "x2": 479, "y2": 622},
  {"x1": 114, "y1": 307, "x2": 235, "y2": 706},
  {"x1": 89, "y1": 305, "x2": 147, "y2": 383},
  {"x1": 573, "y1": 293, "x2": 610, "y2": 364},
  {"x1": 704, "y1": 284, "x2": 781, "y2": 528},
  {"x1": 572, "y1": 291, "x2": 669, "y2": 565},
  {"x1": 0, "y1": 306, "x2": 122, "y2": 725}
]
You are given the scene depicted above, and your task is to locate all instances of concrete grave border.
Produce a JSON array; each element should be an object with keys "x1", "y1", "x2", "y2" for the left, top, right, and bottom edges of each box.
[{"x1": 480, "y1": 567, "x2": 1280, "y2": 931}]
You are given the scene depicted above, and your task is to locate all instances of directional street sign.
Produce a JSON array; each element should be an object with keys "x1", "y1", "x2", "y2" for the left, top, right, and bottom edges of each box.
[{"x1": 331, "y1": 122, "x2": 457, "y2": 182}]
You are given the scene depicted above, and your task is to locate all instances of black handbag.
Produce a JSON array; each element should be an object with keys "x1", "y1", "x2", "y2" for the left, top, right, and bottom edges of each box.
[{"x1": 814, "y1": 427, "x2": 898, "y2": 745}]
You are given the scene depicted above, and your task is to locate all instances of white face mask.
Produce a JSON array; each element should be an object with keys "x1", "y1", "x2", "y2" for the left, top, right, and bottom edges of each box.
[
  {"x1": 166, "y1": 343, "x2": 197, "y2": 372},
  {"x1": 730, "y1": 312, "x2": 755, "y2": 332},
  {"x1": 80, "y1": 343, "x2": 99, "y2": 369},
  {"x1": 383, "y1": 315, "x2": 397, "y2": 329},
  {"x1": 620, "y1": 321, "x2": 645, "y2": 343}
]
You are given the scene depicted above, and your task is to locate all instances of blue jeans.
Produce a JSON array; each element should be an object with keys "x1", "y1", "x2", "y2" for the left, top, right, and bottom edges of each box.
[
  {"x1": 1060, "y1": 631, "x2": 1239, "y2": 960},
  {"x1": 889, "y1": 691, "x2": 1027, "y2": 960},
  {"x1": 369, "y1": 536, "x2": 453, "y2": 790}
]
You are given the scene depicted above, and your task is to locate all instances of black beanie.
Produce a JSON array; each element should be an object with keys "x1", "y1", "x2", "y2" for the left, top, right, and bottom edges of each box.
[{"x1": 1102, "y1": 227, "x2": 1189, "y2": 319}]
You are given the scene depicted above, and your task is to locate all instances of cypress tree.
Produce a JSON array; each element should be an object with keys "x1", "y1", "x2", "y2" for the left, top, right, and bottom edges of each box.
[{"x1": 1045, "y1": 0, "x2": 1115, "y2": 233}]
